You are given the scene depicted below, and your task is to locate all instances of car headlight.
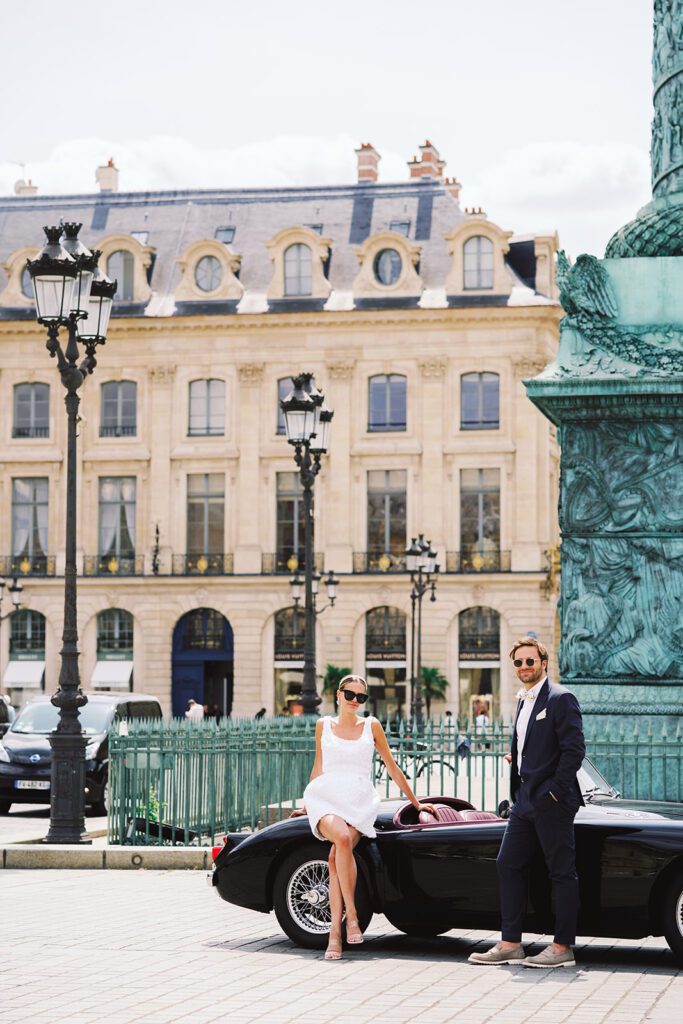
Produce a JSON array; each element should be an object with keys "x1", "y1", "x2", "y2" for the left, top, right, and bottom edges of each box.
[{"x1": 0, "y1": 744, "x2": 11, "y2": 763}]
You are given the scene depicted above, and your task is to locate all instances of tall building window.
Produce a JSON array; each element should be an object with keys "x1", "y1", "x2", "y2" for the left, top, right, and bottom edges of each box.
[
  {"x1": 365, "y1": 606, "x2": 407, "y2": 719},
  {"x1": 460, "y1": 469, "x2": 500, "y2": 570},
  {"x1": 188, "y1": 378, "x2": 225, "y2": 436},
  {"x1": 97, "y1": 609, "x2": 134, "y2": 658},
  {"x1": 10, "y1": 609, "x2": 46, "y2": 658},
  {"x1": 13, "y1": 383, "x2": 49, "y2": 438},
  {"x1": 461, "y1": 373, "x2": 499, "y2": 430},
  {"x1": 368, "y1": 375, "x2": 407, "y2": 432},
  {"x1": 366, "y1": 470, "x2": 406, "y2": 571},
  {"x1": 283, "y1": 243, "x2": 312, "y2": 297},
  {"x1": 463, "y1": 236, "x2": 494, "y2": 289},
  {"x1": 187, "y1": 473, "x2": 224, "y2": 555},
  {"x1": 12, "y1": 478, "x2": 48, "y2": 573},
  {"x1": 276, "y1": 472, "x2": 305, "y2": 572},
  {"x1": 100, "y1": 380, "x2": 137, "y2": 437},
  {"x1": 107, "y1": 250, "x2": 135, "y2": 301},
  {"x1": 276, "y1": 377, "x2": 292, "y2": 435},
  {"x1": 458, "y1": 606, "x2": 500, "y2": 719},
  {"x1": 99, "y1": 477, "x2": 136, "y2": 569}
]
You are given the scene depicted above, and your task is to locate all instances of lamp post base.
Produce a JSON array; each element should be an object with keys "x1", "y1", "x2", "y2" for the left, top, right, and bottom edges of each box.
[{"x1": 45, "y1": 733, "x2": 91, "y2": 845}]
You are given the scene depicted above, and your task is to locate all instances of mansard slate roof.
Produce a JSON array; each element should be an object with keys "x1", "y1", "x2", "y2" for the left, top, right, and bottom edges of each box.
[{"x1": 0, "y1": 179, "x2": 552, "y2": 318}]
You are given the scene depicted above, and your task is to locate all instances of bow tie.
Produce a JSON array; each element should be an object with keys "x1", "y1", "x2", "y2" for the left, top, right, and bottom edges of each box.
[{"x1": 516, "y1": 689, "x2": 536, "y2": 702}]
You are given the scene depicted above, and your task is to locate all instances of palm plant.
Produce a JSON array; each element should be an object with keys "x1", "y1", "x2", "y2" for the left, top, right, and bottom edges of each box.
[
  {"x1": 420, "y1": 666, "x2": 449, "y2": 716},
  {"x1": 321, "y1": 664, "x2": 352, "y2": 695}
]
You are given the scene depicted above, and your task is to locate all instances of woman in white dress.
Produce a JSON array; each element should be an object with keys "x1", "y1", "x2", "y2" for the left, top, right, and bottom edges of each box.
[{"x1": 291, "y1": 675, "x2": 436, "y2": 960}]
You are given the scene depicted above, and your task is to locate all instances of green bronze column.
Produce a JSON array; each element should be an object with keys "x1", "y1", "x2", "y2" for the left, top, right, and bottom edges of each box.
[{"x1": 525, "y1": 0, "x2": 683, "y2": 733}]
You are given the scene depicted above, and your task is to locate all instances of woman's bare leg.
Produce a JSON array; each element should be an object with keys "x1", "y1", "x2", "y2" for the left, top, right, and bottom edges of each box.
[
  {"x1": 318, "y1": 815, "x2": 362, "y2": 940},
  {"x1": 325, "y1": 846, "x2": 343, "y2": 957}
]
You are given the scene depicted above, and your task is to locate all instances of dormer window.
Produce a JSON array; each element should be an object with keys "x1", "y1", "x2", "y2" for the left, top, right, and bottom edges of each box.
[
  {"x1": 374, "y1": 249, "x2": 402, "y2": 286},
  {"x1": 464, "y1": 236, "x2": 494, "y2": 290},
  {"x1": 107, "y1": 250, "x2": 135, "y2": 301},
  {"x1": 284, "y1": 244, "x2": 312, "y2": 297},
  {"x1": 195, "y1": 255, "x2": 224, "y2": 292}
]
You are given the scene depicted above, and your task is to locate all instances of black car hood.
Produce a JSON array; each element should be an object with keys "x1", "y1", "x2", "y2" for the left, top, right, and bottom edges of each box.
[
  {"x1": 581, "y1": 795, "x2": 683, "y2": 822},
  {"x1": 2, "y1": 730, "x2": 104, "y2": 763}
]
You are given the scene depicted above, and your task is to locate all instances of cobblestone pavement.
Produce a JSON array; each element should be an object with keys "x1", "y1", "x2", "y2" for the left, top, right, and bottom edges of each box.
[
  {"x1": 2, "y1": 870, "x2": 681, "y2": 1024},
  {"x1": 0, "y1": 804, "x2": 107, "y2": 844}
]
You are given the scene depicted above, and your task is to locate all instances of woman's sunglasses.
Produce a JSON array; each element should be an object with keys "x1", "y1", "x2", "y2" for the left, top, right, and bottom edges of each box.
[
  {"x1": 513, "y1": 657, "x2": 539, "y2": 668},
  {"x1": 340, "y1": 689, "x2": 368, "y2": 704}
]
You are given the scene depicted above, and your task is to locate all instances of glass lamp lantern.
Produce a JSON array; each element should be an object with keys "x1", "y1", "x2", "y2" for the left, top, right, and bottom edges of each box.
[
  {"x1": 9, "y1": 576, "x2": 23, "y2": 608},
  {"x1": 60, "y1": 222, "x2": 99, "y2": 317},
  {"x1": 325, "y1": 571, "x2": 339, "y2": 605},
  {"x1": 26, "y1": 227, "x2": 78, "y2": 323},
  {"x1": 77, "y1": 266, "x2": 117, "y2": 342},
  {"x1": 289, "y1": 574, "x2": 303, "y2": 603},
  {"x1": 405, "y1": 537, "x2": 421, "y2": 573},
  {"x1": 281, "y1": 375, "x2": 318, "y2": 444},
  {"x1": 309, "y1": 406, "x2": 334, "y2": 454}
]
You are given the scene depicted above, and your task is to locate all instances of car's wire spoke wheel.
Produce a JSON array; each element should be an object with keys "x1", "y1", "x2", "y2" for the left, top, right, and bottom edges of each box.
[
  {"x1": 286, "y1": 859, "x2": 332, "y2": 934},
  {"x1": 676, "y1": 887, "x2": 683, "y2": 939}
]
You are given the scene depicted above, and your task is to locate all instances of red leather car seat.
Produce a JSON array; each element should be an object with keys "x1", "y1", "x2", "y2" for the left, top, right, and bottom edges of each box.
[
  {"x1": 459, "y1": 810, "x2": 502, "y2": 822},
  {"x1": 418, "y1": 804, "x2": 464, "y2": 824}
]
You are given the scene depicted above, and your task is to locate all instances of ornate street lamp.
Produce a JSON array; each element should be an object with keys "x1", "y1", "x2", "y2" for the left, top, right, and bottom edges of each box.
[
  {"x1": 406, "y1": 534, "x2": 439, "y2": 724},
  {"x1": 0, "y1": 576, "x2": 24, "y2": 621},
  {"x1": 26, "y1": 224, "x2": 115, "y2": 844},
  {"x1": 281, "y1": 373, "x2": 336, "y2": 714}
]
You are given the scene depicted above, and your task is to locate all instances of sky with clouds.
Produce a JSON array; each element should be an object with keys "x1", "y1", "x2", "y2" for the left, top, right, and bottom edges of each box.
[{"x1": 1, "y1": 0, "x2": 653, "y2": 258}]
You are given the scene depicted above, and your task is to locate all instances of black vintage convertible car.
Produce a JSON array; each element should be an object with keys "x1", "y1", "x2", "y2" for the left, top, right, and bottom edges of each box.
[{"x1": 210, "y1": 759, "x2": 683, "y2": 962}]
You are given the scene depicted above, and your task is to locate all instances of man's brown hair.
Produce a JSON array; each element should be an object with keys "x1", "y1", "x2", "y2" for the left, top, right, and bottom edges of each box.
[{"x1": 508, "y1": 636, "x2": 549, "y2": 664}]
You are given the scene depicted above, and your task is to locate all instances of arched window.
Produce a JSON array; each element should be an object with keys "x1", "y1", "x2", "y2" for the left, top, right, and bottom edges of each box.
[
  {"x1": 283, "y1": 243, "x2": 312, "y2": 297},
  {"x1": 188, "y1": 378, "x2": 225, "y2": 436},
  {"x1": 274, "y1": 606, "x2": 305, "y2": 714},
  {"x1": 460, "y1": 372, "x2": 499, "y2": 430},
  {"x1": 13, "y1": 382, "x2": 49, "y2": 438},
  {"x1": 97, "y1": 609, "x2": 134, "y2": 658},
  {"x1": 458, "y1": 606, "x2": 500, "y2": 720},
  {"x1": 365, "y1": 606, "x2": 406, "y2": 720},
  {"x1": 101, "y1": 380, "x2": 137, "y2": 437},
  {"x1": 463, "y1": 236, "x2": 494, "y2": 290},
  {"x1": 107, "y1": 250, "x2": 135, "y2": 301},
  {"x1": 368, "y1": 374, "x2": 406, "y2": 432}
]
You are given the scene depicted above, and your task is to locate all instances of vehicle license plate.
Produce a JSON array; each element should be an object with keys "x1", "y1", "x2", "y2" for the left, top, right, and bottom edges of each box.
[{"x1": 15, "y1": 780, "x2": 50, "y2": 790}]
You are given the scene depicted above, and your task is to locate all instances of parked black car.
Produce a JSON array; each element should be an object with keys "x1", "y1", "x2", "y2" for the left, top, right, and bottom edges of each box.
[
  {"x1": 210, "y1": 759, "x2": 683, "y2": 963},
  {"x1": 0, "y1": 692, "x2": 163, "y2": 815}
]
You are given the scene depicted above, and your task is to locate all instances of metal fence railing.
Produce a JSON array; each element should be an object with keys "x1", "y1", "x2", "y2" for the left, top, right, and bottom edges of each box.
[{"x1": 108, "y1": 716, "x2": 683, "y2": 846}]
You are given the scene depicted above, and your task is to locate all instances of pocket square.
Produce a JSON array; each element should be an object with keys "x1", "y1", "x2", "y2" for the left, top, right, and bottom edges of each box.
[{"x1": 535, "y1": 709, "x2": 547, "y2": 721}]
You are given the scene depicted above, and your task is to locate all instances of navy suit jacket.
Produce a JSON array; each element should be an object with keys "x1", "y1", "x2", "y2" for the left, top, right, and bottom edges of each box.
[{"x1": 510, "y1": 679, "x2": 585, "y2": 808}]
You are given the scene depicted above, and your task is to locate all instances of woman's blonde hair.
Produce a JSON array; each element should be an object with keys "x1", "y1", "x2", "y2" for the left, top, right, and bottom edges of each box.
[{"x1": 337, "y1": 674, "x2": 368, "y2": 692}]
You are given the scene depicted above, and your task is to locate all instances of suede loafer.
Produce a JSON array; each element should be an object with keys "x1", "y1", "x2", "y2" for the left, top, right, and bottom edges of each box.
[
  {"x1": 468, "y1": 943, "x2": 525, "y2": 965},
  {"x1": 523, "y1": 946, "x2": 576, "y2": 968}
]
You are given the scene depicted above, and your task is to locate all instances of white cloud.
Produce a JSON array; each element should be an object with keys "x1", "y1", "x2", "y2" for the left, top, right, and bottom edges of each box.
[{"x1": 462, "y1": 140, "x2": 650, "y2": 258}]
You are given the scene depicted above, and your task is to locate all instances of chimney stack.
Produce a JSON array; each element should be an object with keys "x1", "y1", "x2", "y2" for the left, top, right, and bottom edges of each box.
[
  {"x1": 355, "y1": 142, "x2": 381, "y2": 183},
  {"x1": 96, "y1": 157, "x2": 119, "y2": 193},
  {"x1": 444, "y1": 177, "x2": 462, "y2": 201},
  {"x1": 407, "y1": 140, "x2": 446, "y2": 180},
  {"x1": 14, "y1": 179, "x2": 38, "y2": 196}
]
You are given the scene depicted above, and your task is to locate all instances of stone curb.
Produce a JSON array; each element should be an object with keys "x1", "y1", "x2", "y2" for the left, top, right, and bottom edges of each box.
[{"x1": 1, "y1": 845, "x2": 210, "y2": 870}]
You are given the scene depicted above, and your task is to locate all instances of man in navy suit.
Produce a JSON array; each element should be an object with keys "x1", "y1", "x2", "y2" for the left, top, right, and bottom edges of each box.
[{"x1": 469, "y1": 636, "x2": 585, "y2": 969}]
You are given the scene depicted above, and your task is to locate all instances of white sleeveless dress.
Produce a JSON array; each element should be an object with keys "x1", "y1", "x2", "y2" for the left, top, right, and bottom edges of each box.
[{"x1": 303, "y1": 715, "x2": 381, "y2": 840}]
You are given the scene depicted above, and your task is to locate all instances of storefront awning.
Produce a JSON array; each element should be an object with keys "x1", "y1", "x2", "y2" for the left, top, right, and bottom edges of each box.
[
  {"x1": 3, "y1": 660, "x2": 45, "y2": 688},
  {"x1": 91, "y1": 660, "x2": 133, "y2": 690}
]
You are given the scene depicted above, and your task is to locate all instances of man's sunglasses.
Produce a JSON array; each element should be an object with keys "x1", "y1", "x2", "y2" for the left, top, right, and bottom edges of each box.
[
  {"x1": 340, "y1": 689, "x2": 368, "y2": 704},
  {"x1": 513, "y1": 657, "x2": 539, "y2": 668}
]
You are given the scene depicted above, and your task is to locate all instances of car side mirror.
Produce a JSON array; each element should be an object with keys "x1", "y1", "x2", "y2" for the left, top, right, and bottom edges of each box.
[{"x1": 497, "y1": 799, "x2": 510, "y2": 819}]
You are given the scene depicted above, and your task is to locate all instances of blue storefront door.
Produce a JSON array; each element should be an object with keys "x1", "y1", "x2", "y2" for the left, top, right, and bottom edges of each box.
[{"x1": 172, "y1": 664, "x2": 204, "y2": 718}]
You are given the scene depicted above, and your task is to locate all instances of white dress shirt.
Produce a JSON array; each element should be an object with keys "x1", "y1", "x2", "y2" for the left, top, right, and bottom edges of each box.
[{"x1": 516, "y1": 677, "x2": 547, "y2": 773}]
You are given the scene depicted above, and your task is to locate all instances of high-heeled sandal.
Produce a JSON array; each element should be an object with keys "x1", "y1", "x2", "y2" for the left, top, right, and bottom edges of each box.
[
  {"x1": 324, "y1": 937, "x2": 343, "y2": 960},
  {"x1": 345, "y1": 918, "x2": 364, "y2": 944}
]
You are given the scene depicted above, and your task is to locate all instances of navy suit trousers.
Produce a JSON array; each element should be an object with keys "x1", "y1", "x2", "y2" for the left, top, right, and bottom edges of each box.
[{"x1": 496, "y1": 783, "x2": 580, "y2": 946}]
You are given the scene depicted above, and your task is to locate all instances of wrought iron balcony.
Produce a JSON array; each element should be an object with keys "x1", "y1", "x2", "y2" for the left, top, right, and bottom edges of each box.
[
  {"x1": 84, "y1": 555, "x2": 144, "y2": 576},
  {"x1": 172, "y1": 553, "x2": 234, "y2": 575},
  {"x1": 12, "y1": 425, "x2": 49, "y2": 438},
  {"x1": 446, "y1": 550, "x2": 511, "y2": 573},
  {"x1": 100, "y1": 425, "x2": 137, "y2": 437},
  {"x1": 261, "y1": 552, "x2": 325, "y2": 574},
  {"x1": 353, "y1": 549, "x2": 407, "y2": 573},
  {"x1": 0, "y1": 555, "x2": 56, "y2": 577}
]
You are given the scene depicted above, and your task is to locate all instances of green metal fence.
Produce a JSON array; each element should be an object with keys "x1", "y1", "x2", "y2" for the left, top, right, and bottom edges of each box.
[{"x1": 108, "y1": 716, "x2": 683, "y2": 846}]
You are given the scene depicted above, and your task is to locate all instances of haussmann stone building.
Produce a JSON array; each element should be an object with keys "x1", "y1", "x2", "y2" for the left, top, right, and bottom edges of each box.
[{"x1": 0, "y1": 142, "x2": 562, "y2": 720}]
